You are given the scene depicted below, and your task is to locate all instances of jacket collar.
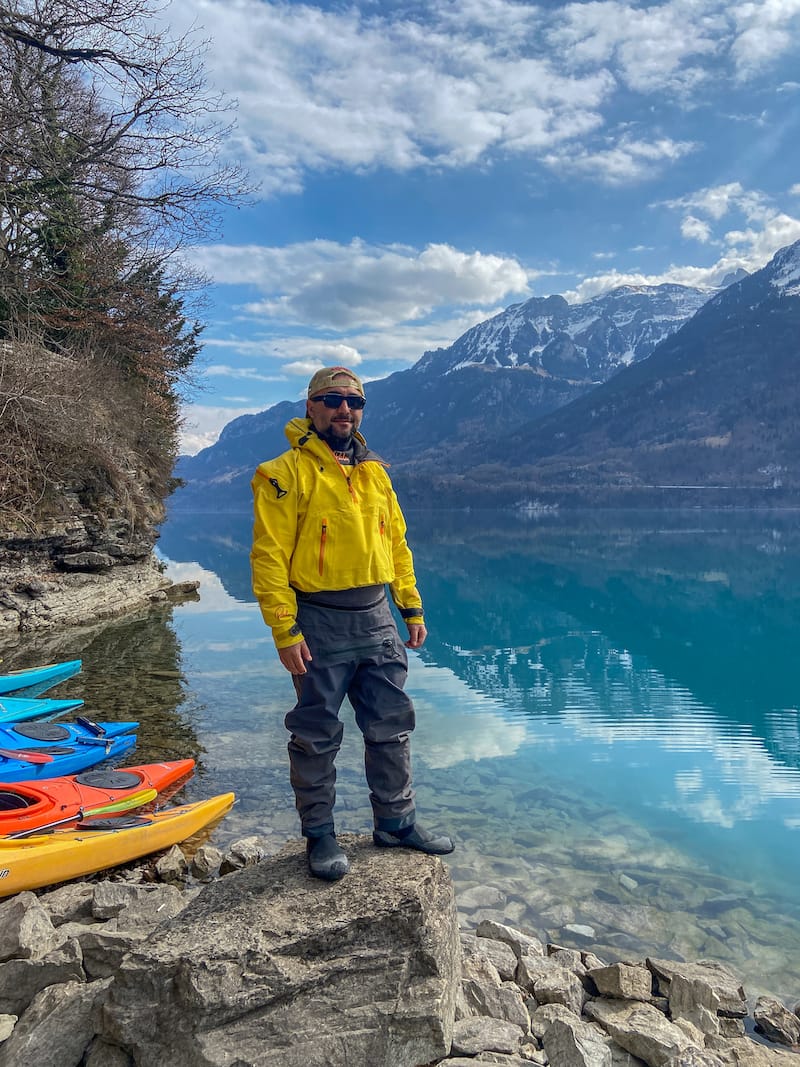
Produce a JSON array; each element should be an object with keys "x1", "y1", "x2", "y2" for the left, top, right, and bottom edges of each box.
[{"x1": 284, "y1": 418, "x2": 386, "y2": 466}]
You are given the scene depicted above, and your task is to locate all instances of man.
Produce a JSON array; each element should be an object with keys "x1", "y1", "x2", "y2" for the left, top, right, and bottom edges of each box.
[{"x1": 250, "y1": 366, "x2": 454, "y2": 881}]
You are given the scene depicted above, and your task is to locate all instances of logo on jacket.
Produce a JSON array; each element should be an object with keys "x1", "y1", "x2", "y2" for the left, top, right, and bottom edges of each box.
[{"x1": 268, "y1": 477, "x2": 287, "y2": 499}]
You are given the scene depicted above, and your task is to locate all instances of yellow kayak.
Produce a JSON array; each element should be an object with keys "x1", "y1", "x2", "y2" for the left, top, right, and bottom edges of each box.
[{"x1": 0, "y1": 793, "x2": 235, "y2": 897}]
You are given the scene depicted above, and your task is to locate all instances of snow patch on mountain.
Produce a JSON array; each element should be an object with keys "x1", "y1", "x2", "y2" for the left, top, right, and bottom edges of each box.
[
  {"x1": 421, "y1": 282, "x2": 715, "y2": 383},
  {"x1": 770, "y1": 240, "x2": 800, "y2": 296}
]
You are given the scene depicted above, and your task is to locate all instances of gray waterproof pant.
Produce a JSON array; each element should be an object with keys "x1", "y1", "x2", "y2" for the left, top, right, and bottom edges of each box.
[{"x1": 286, "y1": 593, "x2": 416, "y2": 838}]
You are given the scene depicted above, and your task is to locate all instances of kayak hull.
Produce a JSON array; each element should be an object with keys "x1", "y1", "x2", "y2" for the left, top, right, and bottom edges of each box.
[
  {"x1": 0, "y1": 793, "x2": 235, "y2": 896},
  {"x1": 0, "y1": 697, "x2": 85, "y2": 724},
  {"x1": 0, "y1": 759, "x2": 196, "y2": 836},
  {"x1": 0, "y1": 719, "x2": 139, "y2": 783},
  {"x1": 0, "y1": 660, "x2": 82, "y2": 697}
]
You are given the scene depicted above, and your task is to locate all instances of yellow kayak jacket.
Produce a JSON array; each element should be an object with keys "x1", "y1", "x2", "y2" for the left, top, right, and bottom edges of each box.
[{"x1": 251, "y1": 418, "x2": 424, "y2": 649}]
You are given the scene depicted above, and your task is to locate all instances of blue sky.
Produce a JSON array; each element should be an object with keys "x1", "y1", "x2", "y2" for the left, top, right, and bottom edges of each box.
[{"x1": 166, "y1": 0, "x2": 800, "y2": 453}]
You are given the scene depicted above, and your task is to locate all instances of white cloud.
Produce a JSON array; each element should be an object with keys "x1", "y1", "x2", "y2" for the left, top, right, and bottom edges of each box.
[
  {"x1": 564, "y1": 180, "x2": 800, "y2": 300},
  {"x1": 180, "y1": 403, "x2": 264, "y2": 455},
  {"x1": 554, "y1": 183, "x2": 791, "y2": 298},
  {"x1": 681, "y1": 215, "x2": 713, "y2": 242},
  {"x1": 790, "y1": 183, "x2": 800, "y2": 195},
  {"x1": 548, "y1": 0, "x2": 725, "y2": 94},
  {"x1": 723, "y1": 211, "x2": 800, "y2": 261},
  {"x1": 196, "y1": 311, "x2": 501, "y2": 384},
  {"x1": 338, "y1": 308, "x2": 505, "y2": 364},
  {"x1": 204, "y1": 365, "x2": 284, "y2": 383},
  {"x1": 664, "y1": 181, "x2": 770, "y2": 221},
  {"x1": 544, "y1": 134, "x2": 695, "y2": 184},
  {"x1": 730, "y1": 0, "x2": 800, "y2": 78},
  {"x1": 165, "y1": 0, "x2": 614, "y2": 194},
  {"x1": 191, "y1": 239, "x2": 532, "y2": 329},
  {"x1": 162, "y1": 0, "x2": 800, "y2": 195},
  {"x1": 566, "y1": 204, "x2": 800, "y2": 300}
]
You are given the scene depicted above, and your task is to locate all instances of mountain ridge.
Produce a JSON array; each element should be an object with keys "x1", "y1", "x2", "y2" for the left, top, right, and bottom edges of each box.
[
  {"x1": 174, "y1": 278, "x2": 720, "y2": 509},
  {"x1": 406, "y1": 238, "x2": 800, "y2": 503}
]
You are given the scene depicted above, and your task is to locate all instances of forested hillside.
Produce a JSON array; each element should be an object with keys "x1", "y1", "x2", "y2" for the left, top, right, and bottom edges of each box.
[{"x1": 0, "y1": 0, "x2": 243, "y2": 560}]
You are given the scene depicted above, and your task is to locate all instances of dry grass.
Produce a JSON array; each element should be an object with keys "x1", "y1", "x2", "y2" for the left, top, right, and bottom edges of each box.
[{"x1": 0, "y1": 334, "x2": 176, "y2": 536}]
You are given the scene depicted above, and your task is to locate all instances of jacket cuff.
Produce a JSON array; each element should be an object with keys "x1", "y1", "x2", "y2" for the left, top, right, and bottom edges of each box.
[
  {"x1": 274, "y1": 622, "x2": 304, "y2": 650},
  {"x1": 399, "y1": 606, "x2": 424, "y2": 620}
]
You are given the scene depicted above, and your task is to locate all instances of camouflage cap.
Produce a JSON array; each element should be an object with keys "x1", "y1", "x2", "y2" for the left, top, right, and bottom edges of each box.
[{"x1": 307, "y1": 366, "x2": 365, "y2": 399}]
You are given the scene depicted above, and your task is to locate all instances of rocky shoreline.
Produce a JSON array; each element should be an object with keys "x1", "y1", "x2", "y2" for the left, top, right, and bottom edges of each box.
[
  {"x1": 0, "y1": 554, "x2": 198, "y2": 635},
  {"x1": 0, "y1": 504, "x2": 202, "y2": 636},
  {"x1": 0, "y1": 833, "x2": 798, "y2": 1066}
]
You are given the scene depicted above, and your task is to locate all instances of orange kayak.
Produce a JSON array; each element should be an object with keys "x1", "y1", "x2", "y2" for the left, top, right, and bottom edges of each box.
[{"x1": 0, "y1": 760, "x2": 195, "y2": 836}]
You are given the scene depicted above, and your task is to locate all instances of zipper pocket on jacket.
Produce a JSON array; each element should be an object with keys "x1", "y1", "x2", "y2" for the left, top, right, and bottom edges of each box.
[
  {"x1": 379, "y1": 514, "x2": 386, "y2": 538},
  {"x1": 318, "y1": 519, "x2": 328, "y2": 576}
]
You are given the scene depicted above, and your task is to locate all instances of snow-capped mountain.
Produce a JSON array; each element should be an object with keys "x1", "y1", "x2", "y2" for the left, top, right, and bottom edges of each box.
[
  {"x1": 172, "y1": 272, "x2": 745, "y2": 509},
  {"x1": 416, "y1": 283, "x2": 713, "y2": 382},
  {"x1": 457, "y1": 237, "x2": 800, "y2": 499}
]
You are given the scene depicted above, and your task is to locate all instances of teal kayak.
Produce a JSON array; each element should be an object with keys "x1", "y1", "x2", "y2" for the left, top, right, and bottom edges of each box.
[
  {"x1": 0, "y1": 660, "x2": 82, "y2": 697},
  {"x1": 0, "y1": 697, "x2": 85, "y2": 724}
]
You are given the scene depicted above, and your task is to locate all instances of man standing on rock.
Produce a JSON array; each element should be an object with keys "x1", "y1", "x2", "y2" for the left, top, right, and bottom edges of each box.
[{"x1": 250, "y1": 366, "x2": 454, "y2": 881}]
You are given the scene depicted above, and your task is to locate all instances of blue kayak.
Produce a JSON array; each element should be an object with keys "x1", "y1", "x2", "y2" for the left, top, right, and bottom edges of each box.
[
  {"x1": 0, "y1": 697, "x2": 85, "y2": 724},
  {"x1": 0, "y1": 720, "x2": 139, "y2": 783},
  {"x1": 0, "y1": 659, "x2": 82, "y2": 697}
]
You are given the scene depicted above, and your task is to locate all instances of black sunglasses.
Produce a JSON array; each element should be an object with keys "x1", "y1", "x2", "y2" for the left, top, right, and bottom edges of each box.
[{"x1": 311, "y1": 392, "x2": 366, "y2": 410}]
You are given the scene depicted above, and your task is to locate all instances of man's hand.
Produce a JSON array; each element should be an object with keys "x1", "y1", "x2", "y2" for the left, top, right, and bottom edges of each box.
[
  {"x1": 404, "y1": 622, "x2": 427, "y2": 649},
  {"x1": 279, "y1": 640, "x2": 313, "y2": 675}
]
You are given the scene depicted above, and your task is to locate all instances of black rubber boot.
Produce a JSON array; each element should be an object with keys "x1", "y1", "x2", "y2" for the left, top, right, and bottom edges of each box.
[
  {"x1": 306, "y1": 833, "x2": 349, "y2": 881},
  {"x1": 373, "y1": 824, "x2": 454, "y2": 855}
]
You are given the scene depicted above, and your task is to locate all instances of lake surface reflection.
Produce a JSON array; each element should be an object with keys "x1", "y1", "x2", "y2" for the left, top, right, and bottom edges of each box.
[{"x1": 8, "y1": 508, "x2": 800, "y2": 1001}]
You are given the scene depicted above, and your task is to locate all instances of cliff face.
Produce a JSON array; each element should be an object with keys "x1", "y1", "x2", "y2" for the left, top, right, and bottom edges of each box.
[{"x1": 0, "y1": 340, "x2": 185, "y2": 635}]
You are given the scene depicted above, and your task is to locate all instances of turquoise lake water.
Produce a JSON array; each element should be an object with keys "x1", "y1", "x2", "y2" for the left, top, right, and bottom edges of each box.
[{"x1": 8, "y1": 508, "x2": 800, "y2": 1002}]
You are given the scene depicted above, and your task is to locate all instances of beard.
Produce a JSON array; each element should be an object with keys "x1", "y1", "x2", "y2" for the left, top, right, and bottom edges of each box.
[{"x1": 328, "y1": 417, "x2": 354, "y2": 437}]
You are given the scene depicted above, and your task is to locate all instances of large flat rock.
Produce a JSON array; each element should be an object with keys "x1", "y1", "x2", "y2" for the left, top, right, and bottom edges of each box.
[{"x1": 101, "y1": 834, "x2": 459, "y2": 1067}]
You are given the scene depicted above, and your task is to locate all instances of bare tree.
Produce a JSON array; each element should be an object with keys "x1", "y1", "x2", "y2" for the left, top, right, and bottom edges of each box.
[
  {"x1": 0, "y1": 0, "x2": 248, "y2": 530},
  {"x1": 0, "y1": 0, "x2": 248, "y2": 259}
]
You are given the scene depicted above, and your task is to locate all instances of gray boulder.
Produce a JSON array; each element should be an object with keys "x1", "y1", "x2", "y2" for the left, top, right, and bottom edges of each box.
[
  {"x1": 101, "y1": 835, "x2": 459, "y2": 1067},
  {"x1": 585, "y1": 997, "x2": 696, "y2": 1066},
  {"x1": 37, "y1": 883, "x2": 94, "y2": 926},
  {"x1": 475, "y1": 919, "x2": 545, "y2": 959},
  {"x1": 462, "y1": 931, "x2": 518, "y2": 981},
  {"x1": 589, "y1": 962, "x2": 653, "y2": 1002},
  {"x1": 219, "y1": 834, "x2": 272, "y2": 874},
  {"x1": 542, "y1": 1013, "x2": 613, "y2": 1066},
  {"x1": 0, "y1": 936, "x2": 84, "y2": 1016},
  {"x1": 92, "y1": 881, "x2": 185, "y2": 921},
  {"x1": 0, "y1": 978, "x2": 111, "y2": 1067},
  {"x1": 191, "y1": 843, "x2": 224, "y2": 880},
  {"x1": 753, "y1": 996, "x2": 800, "y2": 1047},
  {"x1": 450, "y1": 1016, "x2": 526, "y2": 1056},
  {"x1": 0, "y1": 892, "x2": 65, "y2": 961},
  {"x1": 647, "y1": 960, "x2": 747, "y2": 1018}
]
